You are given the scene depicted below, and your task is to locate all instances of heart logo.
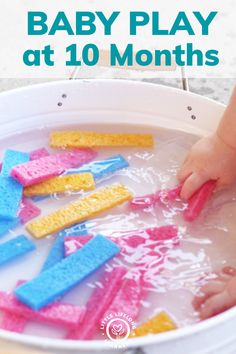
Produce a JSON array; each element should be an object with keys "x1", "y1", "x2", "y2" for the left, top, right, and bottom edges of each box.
[{"x1": 111, "y1": 324, "x2": 125, "y2": 336}]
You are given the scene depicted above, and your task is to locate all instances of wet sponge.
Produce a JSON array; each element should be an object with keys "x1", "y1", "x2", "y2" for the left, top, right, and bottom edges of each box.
[
  {"x1": 0, "y1": 150, "x2": 29, "y2": 219},
  {"x1": 26, "y1": 184, "x2": 132, "y2": 239},
  {"x1": 29, "y1": 148, "x2": 49, "y2": 161},
  {"x1": 1, "y1": 150, "x2": 29, "y2": 177},
  {"x1": 0, "y1": 291, "x2": 85, "y2": 329},
  {"x1": 66, "y1": 154, "x2": 129, "y2": 180},
  {"x1": 67, "y1": 266, "x2": 127, "y2": 340},
  {"x1": 11, "y1": 149, "x2": 97, "y2": 187},
  {"x1": 0, "y1": 235, "x2": 35, "y2": 267},
  {"x1": 18, "y1": 198, "x2": 41, "y2": 224},
  {"x1": 15, "y1": 235, "x2": 120, "y2": 310},
  {"x1": 0, "y1": 219, "x2": 19, "y2": 238},
  {"x1": 40, "y1": 224, "x2": 88, "y2": 272},
  {"x1": 0, "y1": 311, "x2": 27, "y2": 333},
  {"x1": 103, "y1": 277, "x2": 145, "y2": 321},
  {"x1": 0, "y1": 178, "x2": 23, "y2": 220},
  {"x1": 183, "y1": 180, "x2": 216, "y2": 222},
  {"x1": 24, "y1": 173, "x2": 95, "y2": 197},
  {"x1": 131, "y1": 312, "x2": 177, "y2": 337},
  {"x1": 50, "y1": 131, "x2": 154, "y2": 148}
]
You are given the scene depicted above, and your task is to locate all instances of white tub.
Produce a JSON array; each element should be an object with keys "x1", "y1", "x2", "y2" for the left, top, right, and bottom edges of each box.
[{"x1": 0, "y1": 79, "x2": 235, "y2": 354}]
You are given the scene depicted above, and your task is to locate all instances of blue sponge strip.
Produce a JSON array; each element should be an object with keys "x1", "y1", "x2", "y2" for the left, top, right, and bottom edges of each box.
[
  {"x1": 0, "y1": 235, "x2": 35, "y2": 266},
  {"x1": 0, "y1": 178, "x2": 23, "y2": 220},
  {"x1": 31, "y1": 196, "x2": 48, "y2": 202},
  {"x1": 58, "y1": 222, "x2": 88, "y2": 238},
  {"x1": 1, "y1": 150, "x2": 29, "y2": 177},
  {"x1": 15, "y1": 235, "x2": 120, "y2": 310},
  {"x1": 41, "y1": 222, "x2": 88, "y2": 272},
  {"x1": 0, "y1": 218, "x2": 19, "y2": 238},
  {"x1": 65, "y1": 155, "x2": 129, "y2": 180},
  {"x1": 0, "y1": 150, "x2": 29, "y2": 220},
  {"x1": 33, "y1": 156, "x2": 128, "y2": 204}
]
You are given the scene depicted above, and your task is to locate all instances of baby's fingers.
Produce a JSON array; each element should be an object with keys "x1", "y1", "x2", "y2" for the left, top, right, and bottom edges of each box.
[
  {"x1": 177, "y1": 158, "x2": 192, "y2": 182},
  {"x1": 193, "y1": 281, "x2": 225, "y2": 310},
  {"x1": 201, "y1": 281, "x2": 226, "y2": 295},
  {"x1": 193, "y1": 295, "x2": 208, "y2": 310},
  {"x1": 200, "y1": 291, "x2": 230, "y2": 319},
  {"x1": 180, "y1": 173, "x2": 209, "y2": 200}
]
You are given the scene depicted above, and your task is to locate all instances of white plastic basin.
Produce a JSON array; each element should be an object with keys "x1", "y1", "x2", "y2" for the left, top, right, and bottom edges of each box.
[{"x1": 0, "y1": 79, "x2": 235, "y2": 354}]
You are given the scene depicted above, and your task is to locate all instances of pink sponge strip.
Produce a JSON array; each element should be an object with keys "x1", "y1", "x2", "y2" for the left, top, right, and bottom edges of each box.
[
  {"x1": 103, "y1": 277, "x2": 145, "y2": 321},
  {"x1": 30, "y1": 148, "x2": 49, "y2": 161},
  {"x1": 0, "y1": 312, "x2": 27, "y2": 333},
  {"x1": 0, "y1": 281, "x2": 27, "y2": 333},
  {"x1": 145, "y1": 225, "x2": 179, "y2": 243},
  {"x1": 11, "y1": 149, "x2": 97, "y2": 187},
  {"x1": 0, "y1": 148, "x2": 48, "y2": 173},
  {"x1": 64, "y1": 226, "x2": 179, "y2": 257},
  {"x1": 130, "y1": 185, "x2": 182, "y2": 210},
  {"x1": 18, "y1": 198, "x2": 41, "y2": 224},
  {"x1": 183, "y1": 180, "x2": 216, "y2": 222},
  {"x1": 115, "y1": 225, "x2": 179, "y2": 243},
  {"x1": 67, "y1": 266, "x2": 127, "y2": 340},
  {"x1": 0, "y1": 291, "x2": 85, "y2": 329}
]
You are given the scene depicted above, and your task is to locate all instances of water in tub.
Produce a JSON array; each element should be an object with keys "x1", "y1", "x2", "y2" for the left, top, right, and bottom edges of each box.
[{"x1": 0, "y1": 123, "x2": 236, "y2": 340}]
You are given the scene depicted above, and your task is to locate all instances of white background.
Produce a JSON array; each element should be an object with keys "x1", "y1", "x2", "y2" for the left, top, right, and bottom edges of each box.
[{"x1": 0, "y1": 0, "x2": 235, "y2": 78}]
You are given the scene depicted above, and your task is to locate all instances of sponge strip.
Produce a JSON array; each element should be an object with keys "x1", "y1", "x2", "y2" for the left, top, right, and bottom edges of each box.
[
  {"x1": 0, "y1": 148, "x2": 48, "y2": 173},
  {"x1": 67, "y1": 266, "x2": 127, "y2": 340},
  {"x1": 0, "y1": 150, "x2": 29, "y2": 219},
  {"x1": 0, "y1": 312, "x2": 27, "y2": 333},
  {"x1": 0, "y1": 281, "x2": 27, "y2": 333},
  {"x1": 18, "y1": 198, "x2": 41, "y2": 224},
  {"x1": 11, "y1": 148, "x2": 97, "y2": 187},
  {"x1": 103, "y1": 277, "x2": 145, "y2": 321},
  {"x1": 0, "y1": 199, "x2": 40, "y2": 237},
  {"x1": 24, "y1": 173, "x2": 95, "y2": 197},
  {"x1": 0, "y1": 219, "x2": 19, "y2": 238},
  {"x1": 0, "y1": 235, "x2": 35, "y2": 267},
  {"x1": 0, "y1": 178, "x2": 23, "y2": 220},
  {"x1": 1, "y1": 150, "x2": 29, "y2": 177},
  {"x1": 66, "y1": 155, "x2": 129, "y2": 180},
  {"x1": 183, "y1": 180, "x2": 216, "y2": 222},
  {"x1": 50, "y1": 131, "x2": 154, "y2": 148},
  {"x1": 41, "y1": 225, "x2": 88, "y2": 272},
  {"x1": 30, "y1": 148, "x2": 49, "y2": 161},
  {"x1": 64, "y1": 235, "x2": 93, "y2": 257},
  {"x1": 131, "y1": 312, "x2": 177, "y2": 337},
  {"x1": 130, "y1": 185, "x2": 182, "y2": 210},
  {"x1": 0, "y1": 291, "x2": 85, "y2": 329},
  {"x1": 58, "y1": 222, "x2": 88, "y2": 238},
  {"x1": 15, "y1": 235, "x2": 120, "y2": 310},
  {"x1": 26, "y1": 184, "x2": 132, "y2": 238},
  {"x1": 64, "y1": 225, "x2": 179, "y2": 257}
]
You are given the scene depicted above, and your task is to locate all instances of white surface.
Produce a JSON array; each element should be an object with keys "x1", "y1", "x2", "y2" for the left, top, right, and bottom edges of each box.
[{"x1": 1, "y1": 80, "x2": 236, "y2": 354}]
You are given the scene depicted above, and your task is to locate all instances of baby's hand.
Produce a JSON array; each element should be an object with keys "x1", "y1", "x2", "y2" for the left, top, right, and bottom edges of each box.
[
  {"x1": 193, "y1": 267, "x2": 236, "y2": 319},
  {"x1": 178, "y1": 133, "x2": 236, "y2": 200}
]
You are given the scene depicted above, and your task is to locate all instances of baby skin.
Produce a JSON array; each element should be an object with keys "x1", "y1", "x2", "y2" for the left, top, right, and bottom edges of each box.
[{"x1": 178, "y1": 86, "x2": 236, "y2": 318}]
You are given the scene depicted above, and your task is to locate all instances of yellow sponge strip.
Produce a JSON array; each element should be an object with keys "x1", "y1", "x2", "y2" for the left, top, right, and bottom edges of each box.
[
  {"x1": 24, "y1": 173, "x2": 95, "y2": 197},
  {"x1": 131, "y1": 312, "x2": 177, "y2": 338},
  {"x1": 26, "y1": 184, "x2": 132, "y2": 239},
  {"x1": 50, "y1": 131, "x2": 154, "y2": 148}
]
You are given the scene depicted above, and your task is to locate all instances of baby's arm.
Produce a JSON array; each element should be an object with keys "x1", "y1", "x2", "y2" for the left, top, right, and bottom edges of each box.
[
  {"x1": 217, "y1": 86, "x2": 236, "y2": 150},
  {"x1": 178, "y1": 86, "x2": 236, "y2": 200}
]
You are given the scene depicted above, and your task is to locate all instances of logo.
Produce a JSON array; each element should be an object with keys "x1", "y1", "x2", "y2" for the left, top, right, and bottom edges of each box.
[{"x1": 100, "y1": 312, "x2": 136, "y2": 348}]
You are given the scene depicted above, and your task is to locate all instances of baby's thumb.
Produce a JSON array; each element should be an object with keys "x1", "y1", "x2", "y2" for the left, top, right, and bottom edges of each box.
[{"x1": 180, "y1": 173, "x2": 209, "y2": 200}]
